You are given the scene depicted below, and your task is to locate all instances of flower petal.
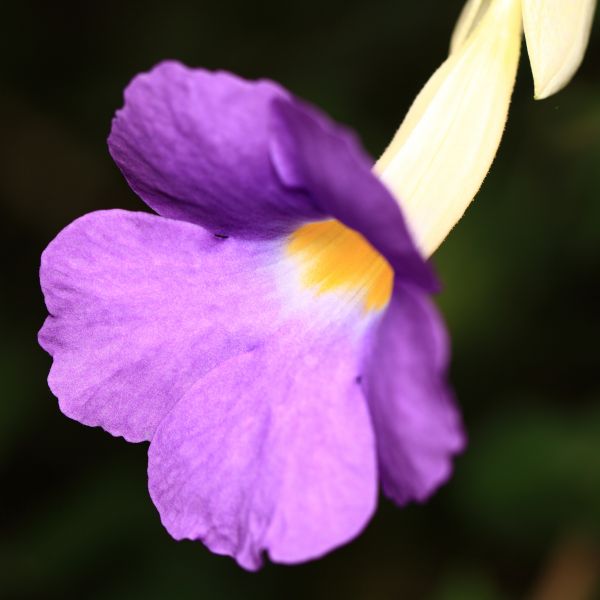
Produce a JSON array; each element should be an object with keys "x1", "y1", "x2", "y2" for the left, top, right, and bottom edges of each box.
[
  {"x1": 39, "y1": 210, "x2": 286, "y2": 442},
  {"x1": 374, "y1": 0, "x2": 522, "y2": 257},
  {"x1": 270, "y1": 98, "x2": 438, "y2": 292},
  {"x1": 108, "y1": 61, "x2": 323, "y2": 238},
  {"x1": 363, "y1": 285, "x2": 465, "y2": 504},
  {"x1": 523, "y1": 0, "x2": 597, "y2": 100},
  {"x1": 148, "y1": 319, "x2": 377, "y2": 570},
  {"x1": 449, "y1": 0, "x2": 492, "y2": 53}
]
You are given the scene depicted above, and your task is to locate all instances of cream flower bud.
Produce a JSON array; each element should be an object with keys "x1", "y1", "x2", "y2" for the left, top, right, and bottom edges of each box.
[
  {"x1": 376, "y1": 0, "x2": 595, "y2": 257},
  {"x1": 375, "y1": 0, "x2": 522, "y2": 257}
]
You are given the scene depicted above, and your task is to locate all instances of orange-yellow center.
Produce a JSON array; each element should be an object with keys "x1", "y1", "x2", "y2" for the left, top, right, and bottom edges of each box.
[{"x1": 286, "y1": 220, "x2": 393, "y2": 311}]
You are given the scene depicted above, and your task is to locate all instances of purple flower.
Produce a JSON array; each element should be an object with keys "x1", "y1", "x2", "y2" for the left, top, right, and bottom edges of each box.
[{"x1": 39, "y1": 61, "x2": 465, "y2": 570}]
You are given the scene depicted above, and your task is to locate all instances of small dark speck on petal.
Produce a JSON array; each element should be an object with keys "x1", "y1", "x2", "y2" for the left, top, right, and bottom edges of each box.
[
  {"x1": 214, "y1": 233, "x2": 229, "y2": 239},
  {"x1": 355, "y1": 375, "x2": 362, "y2": 385}
]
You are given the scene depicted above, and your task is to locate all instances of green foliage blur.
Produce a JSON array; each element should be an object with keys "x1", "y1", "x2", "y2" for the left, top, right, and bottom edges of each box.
[{"x1": 1, "y1": 1, "x2": 599, "y2": 598}]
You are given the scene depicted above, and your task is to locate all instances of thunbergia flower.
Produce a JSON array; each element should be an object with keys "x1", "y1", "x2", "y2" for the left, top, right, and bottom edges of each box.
[
  {"x1": 377, "y1": 0, "x2": 597, "y2": 256},
  {"x1": 39, "y1": 61, "x2": 465, "y2": 569}
]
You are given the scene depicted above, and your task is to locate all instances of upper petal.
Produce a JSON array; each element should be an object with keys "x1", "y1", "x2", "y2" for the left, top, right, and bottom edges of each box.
[
  {"x1": 108, "y1": 61, "x2": 323, "y2": 238},
  {"x1": 109, "y1": 60, "x2": 436, "y2": 292},
  {"x1": 39, "y1": 209, "x2": 286, "y2": 442},
  {"x1": 363, "y1": 285, "x2": 465, "y2": 505},
  {"x1": 148, "y1": 317, "x2": 377, "y2": 570},
  {"x1": 523, "y1": 0, "x2": 597, "y2": 99},
  {"x1": 270, "y1": 98, "x2": 438, "y2": 292}
]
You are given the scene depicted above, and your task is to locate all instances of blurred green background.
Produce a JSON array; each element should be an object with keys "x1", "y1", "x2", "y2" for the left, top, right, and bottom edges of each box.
[{"x1": 1, "y1": 1, "x2": 599, "y2": 598}]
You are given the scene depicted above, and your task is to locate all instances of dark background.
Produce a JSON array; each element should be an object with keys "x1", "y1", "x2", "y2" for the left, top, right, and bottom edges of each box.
[{"x1": 1, "y1": 1, "x2": 599, "y2": 598}]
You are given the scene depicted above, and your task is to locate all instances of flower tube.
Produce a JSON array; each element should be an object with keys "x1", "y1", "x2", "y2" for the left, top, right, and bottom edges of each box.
[{"x1": 377, "y1": 0, "x2": 596, "y2": 256}]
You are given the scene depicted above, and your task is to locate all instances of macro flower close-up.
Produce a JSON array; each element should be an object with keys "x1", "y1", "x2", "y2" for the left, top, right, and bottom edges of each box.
[
  {"x1": 38, "y1": 61, "x2": 464, "y2": 570},
  {"x1": 3, "y1": 0, "x2": 599, "y2": 597},
  {"x1": 36, "y1": 0, "x2": 598, "y2": 575}
]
